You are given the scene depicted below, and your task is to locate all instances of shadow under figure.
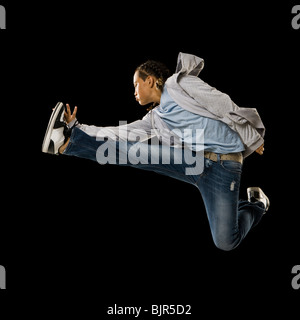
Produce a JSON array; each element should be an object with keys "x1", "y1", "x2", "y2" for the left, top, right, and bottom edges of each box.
[{"x1": 42, "y1": 52, "x2": 270, "y2": 251}]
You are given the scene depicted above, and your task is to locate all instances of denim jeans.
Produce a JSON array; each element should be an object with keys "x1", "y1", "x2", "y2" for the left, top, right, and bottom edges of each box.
[{"x1": 64, "y1": 127, "x2": 265, "y2": 251}]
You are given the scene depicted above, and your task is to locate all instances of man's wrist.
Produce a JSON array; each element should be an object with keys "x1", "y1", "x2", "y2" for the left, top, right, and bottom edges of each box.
[{"x1": 67, "y1": 118, "x2": 77, "y2": 128}]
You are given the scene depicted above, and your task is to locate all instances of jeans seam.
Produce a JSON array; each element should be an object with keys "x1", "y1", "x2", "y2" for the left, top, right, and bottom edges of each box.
[{"x1": 194, "y1": 169, "x2": 206, "y2": 185}]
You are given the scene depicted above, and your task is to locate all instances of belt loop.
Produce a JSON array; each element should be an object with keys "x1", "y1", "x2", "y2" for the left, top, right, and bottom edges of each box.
[{"x1": 217, "y1": 153, "x2": 221, "y2": 162}]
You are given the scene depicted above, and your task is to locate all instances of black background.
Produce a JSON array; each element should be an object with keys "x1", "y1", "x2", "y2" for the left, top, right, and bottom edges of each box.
[{"x1": 1, "y1": 0, "x2": 299, "y2": 317}]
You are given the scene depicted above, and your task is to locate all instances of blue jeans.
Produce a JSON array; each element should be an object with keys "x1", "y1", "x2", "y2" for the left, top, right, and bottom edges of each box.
[{"x1": 64, "y1": 127, "x2": 265, "y2": 251}]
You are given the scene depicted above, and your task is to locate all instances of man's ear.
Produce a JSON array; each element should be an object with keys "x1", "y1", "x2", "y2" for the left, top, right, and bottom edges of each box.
[{"x1": 147, "y1": 76, "x2": 155, "y2": 88}]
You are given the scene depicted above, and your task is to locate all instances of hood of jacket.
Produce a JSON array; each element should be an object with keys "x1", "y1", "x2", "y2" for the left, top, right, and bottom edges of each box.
[{"x1": 175, "y1": 52, "x2": 205, "y2": 76}]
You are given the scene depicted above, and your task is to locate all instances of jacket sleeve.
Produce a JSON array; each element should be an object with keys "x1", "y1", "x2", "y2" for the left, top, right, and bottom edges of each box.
[
  {"x1": 71, "y1": 112, "x2": 154, "y2": 142},
  {"x1": 234, "y1": 122, "x2": 264, "y2": 158}
]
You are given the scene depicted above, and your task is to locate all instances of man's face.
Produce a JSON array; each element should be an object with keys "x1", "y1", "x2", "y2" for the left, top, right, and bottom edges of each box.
[{"x1": 133, "y1": 71, "x2": 153, "y2": 106}]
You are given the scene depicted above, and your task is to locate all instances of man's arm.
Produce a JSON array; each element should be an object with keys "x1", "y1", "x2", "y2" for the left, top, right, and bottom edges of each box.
[{"x1": 64, "y1": 103, "x2": 154, "y2": 142}]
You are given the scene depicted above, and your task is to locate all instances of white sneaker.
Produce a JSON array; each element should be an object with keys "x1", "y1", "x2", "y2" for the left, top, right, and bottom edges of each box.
[
  {"x1": 247, "y1": 187, "x2": 270, "y2": 212},
  {"x1": 42, "y1": 102, "x2": 66, "y2": 155}
]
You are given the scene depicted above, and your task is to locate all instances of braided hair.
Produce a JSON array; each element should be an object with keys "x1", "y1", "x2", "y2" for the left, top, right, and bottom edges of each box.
[{"x1": 135, "y1": 60, "x2": 171, "y2": 110}]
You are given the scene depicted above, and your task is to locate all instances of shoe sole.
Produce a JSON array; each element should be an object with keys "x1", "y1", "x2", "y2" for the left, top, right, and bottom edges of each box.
[{"x1": 41, "y1": 102, "x2": 64, "y2": 154}]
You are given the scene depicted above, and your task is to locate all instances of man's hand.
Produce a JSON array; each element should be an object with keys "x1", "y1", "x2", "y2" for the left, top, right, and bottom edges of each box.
[
  {"x1": 64, "y1": 103, "x2": 78, "y2": 124},
  {"x1": 255, "y1": 144, "x2": 264, "y2": 155}
]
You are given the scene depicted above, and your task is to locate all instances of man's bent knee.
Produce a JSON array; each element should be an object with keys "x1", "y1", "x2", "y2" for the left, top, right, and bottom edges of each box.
[{"x1": 213, "y1": 237, "x2": 240, "y2": 251}]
